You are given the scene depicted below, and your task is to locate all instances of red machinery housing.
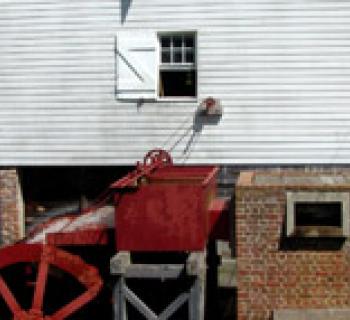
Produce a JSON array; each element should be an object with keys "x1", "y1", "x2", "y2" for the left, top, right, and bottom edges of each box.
[
  {"x1": 114, "y1": 165, "x2": 221, "y2": 251},
  {"x1": 112, "y1": 149, "x2": 227, "y2": 251},
  {"x1": 0, "y1": 149, "x2": 228, "y2": 319}
]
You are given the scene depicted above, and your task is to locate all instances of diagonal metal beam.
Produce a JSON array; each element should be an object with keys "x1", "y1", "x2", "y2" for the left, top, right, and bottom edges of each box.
[
  {"x1": 158, "y1": 292, "x2": 189, "y2": 320},
  {"x1": 123, "y1": 284, "x2": 158, "y2": 320}
]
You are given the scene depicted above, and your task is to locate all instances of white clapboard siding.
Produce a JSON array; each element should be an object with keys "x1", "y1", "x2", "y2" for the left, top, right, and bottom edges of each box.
[{"x1": 3, "y1": 0, "x2": 350, "y2": 164}]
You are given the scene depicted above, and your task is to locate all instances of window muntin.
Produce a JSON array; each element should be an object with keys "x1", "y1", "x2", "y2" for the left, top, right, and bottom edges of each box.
[
  {"x1": 160, "y1": 34, "x2": 196, "y2": 66},
  {"x1": 158, "y1": 33, "x2": 197, "y2": 98}
]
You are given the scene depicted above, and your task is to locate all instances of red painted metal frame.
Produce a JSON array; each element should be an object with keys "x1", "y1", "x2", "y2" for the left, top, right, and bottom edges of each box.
[
  {"x1": 209, "y1": 199, "x2": 230, "y2": 241},
  {"x1": 0, "y1": 243, "x2": 102, "y2": 320},
  {"x1": 0, "y1": 149, "x2": 229, "y2": 319},
  {"x1": 47, "y1": 229, "x2": 109, "y2": 246},
  {"x1": 115, "y1": 158, "x2": 221, "y2": 251},
  {"x1": 24, "y1": 149, "x2": 226, "y2": 249},
  {"x1": 111, "y1": 149, "x2": 173, "y2": 190}
]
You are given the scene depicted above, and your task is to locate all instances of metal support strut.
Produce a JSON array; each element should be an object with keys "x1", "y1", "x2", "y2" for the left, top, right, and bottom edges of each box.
[{"x1": 111, "y1": 251, "x2": 206, "y2": 320}]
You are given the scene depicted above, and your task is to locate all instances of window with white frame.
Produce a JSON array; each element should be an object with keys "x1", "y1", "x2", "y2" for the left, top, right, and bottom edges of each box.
[
  {"x1": 158, "y1": 33, "x2": 197, "y2": 98},
  {"x1": 286, "y1": 192, "x2": 350, "y2": 237}
]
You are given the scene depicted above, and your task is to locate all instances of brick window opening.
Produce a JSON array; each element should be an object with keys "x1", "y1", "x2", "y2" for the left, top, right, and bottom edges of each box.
[
  {"x1": 294, "y1": 202, "x2": 342, "y2": 236},
  {"x1": 295, "y1": 202, "x2": 342, "y2": 227},
  {"x1": 286, "y1": 192, "x2": 350, "y2": 237}
]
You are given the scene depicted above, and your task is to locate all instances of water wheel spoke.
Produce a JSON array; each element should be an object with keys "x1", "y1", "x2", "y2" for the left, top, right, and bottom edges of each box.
[
  {"x1": 51, "y1": 289, "x2": 96, "y2": 320},
  {"x1": 0, "y1": 275, "x2": 22, "y2": 315},
  {"x1": 31, "y1": 259, "x2": 49, "y2": 312},
  {"x1": 0, "y1": 244, "x2": 103, "y2": 319}
]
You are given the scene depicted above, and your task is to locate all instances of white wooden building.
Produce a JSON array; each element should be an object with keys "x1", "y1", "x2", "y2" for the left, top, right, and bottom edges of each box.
[
  {"x1": 1, "y1": 2, "x2": 350, "y2": 317},
  {"x1": 1, "y1": 0, "x2": 350, "y2": 166}
]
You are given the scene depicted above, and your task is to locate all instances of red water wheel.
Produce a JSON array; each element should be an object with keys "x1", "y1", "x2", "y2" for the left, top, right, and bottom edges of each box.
[{"x1": 0, "y1": 243, "x2": 103, "y2": 320}]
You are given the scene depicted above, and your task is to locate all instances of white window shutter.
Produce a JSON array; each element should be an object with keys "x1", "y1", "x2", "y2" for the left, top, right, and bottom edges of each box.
[{"x1": 116, "y1": 32, "x2": 157, "y2": 100}]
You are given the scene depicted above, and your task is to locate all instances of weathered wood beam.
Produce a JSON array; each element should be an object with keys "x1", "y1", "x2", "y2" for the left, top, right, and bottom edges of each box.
[
  {"x1": 123, "y1": 264, "x2": 184, "y2": 279},
  {"x1": 158, "y1": 292, "x2": 189, "y2": 320},
  {"x1": 186, "y1": 251, "x2": 206, "y2": 278},
  {"x1": 123, "y1": 284, "x2": 158, "y2": 320},
  {"x1": 110, "y1": 251, "x2": 131, "y2": 275}
]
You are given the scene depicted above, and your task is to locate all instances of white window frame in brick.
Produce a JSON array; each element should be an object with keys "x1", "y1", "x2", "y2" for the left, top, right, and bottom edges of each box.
[{"x1": 286, "y1": 191, "x2": 350, "y2": 237}]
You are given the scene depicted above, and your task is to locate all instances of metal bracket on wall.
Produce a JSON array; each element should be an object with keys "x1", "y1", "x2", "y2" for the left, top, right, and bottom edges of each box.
[{"x1": 111, "y1": 251, "x2": 206, "y2": 320}]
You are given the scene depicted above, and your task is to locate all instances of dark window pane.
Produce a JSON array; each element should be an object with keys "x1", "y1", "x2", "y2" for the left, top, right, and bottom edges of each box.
[
  {"x1": 159, "y1": 70, "x2": 197, "y2": 97},
  {"x1": 185, "y1": 36, "x2": 194, "y2": 48},
  {"x1": 295, "y1": 202, "x2": 342, "y2": 227},
  {"x1": 161, "y1": 37, "x2": 170, "y2": 48},
  {"x1": 185, "y1": 50, "x2": 194, "y2": 63},
  {"x1": 174, "y1": 50, "x2": 182, "y2": 63},
  {"x1": 161, "y1": 51, "x2": 171, "y2": 63},
  {"x1": 173, "y1": 36, "x2": 182, "y2": 48}
]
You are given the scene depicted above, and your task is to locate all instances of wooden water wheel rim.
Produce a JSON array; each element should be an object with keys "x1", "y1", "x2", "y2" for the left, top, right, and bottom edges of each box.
[{"x1": 0, "y1": 243, "x2": 103, "y2": 320}]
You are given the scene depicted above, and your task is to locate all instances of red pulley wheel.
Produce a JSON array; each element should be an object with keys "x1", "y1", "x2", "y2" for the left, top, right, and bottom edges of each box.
[{"x1": 143, "y1": 149, "x2": 173, "y2": 166}]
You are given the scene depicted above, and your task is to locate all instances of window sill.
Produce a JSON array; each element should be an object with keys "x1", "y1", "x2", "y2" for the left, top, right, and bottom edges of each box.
[{"x1": 157, "y1": 97, "x2": 198, "y2": 103}]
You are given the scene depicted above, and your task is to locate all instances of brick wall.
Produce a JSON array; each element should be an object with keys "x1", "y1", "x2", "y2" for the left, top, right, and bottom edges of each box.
[
  {"x1": 0, "y1": 169, "x2": 24, "y2": 245},
  {"x1": 236, "y1": 171, "x2": 350, "y2": 320}
]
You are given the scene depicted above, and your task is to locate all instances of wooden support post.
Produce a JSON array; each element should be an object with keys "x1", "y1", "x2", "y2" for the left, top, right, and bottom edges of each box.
[
  {"x1": 111, "y1": 250, "x2": 207, "y2": 320},
  {"x1": 189, "y1": 277, "x2": 206, "y2": 320},
  {"x1": 113, "y1": 277, "x2": 127, "y2": 320},
  {"x1": 187, "y1": 251, "x2": 207, "y2": 320},
  {"x1": 110, "y1": 251, "x2": 131, "y2": 275},
  {"x1": 186, "y1": 251, "x2": 206, "y2": 277}
]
